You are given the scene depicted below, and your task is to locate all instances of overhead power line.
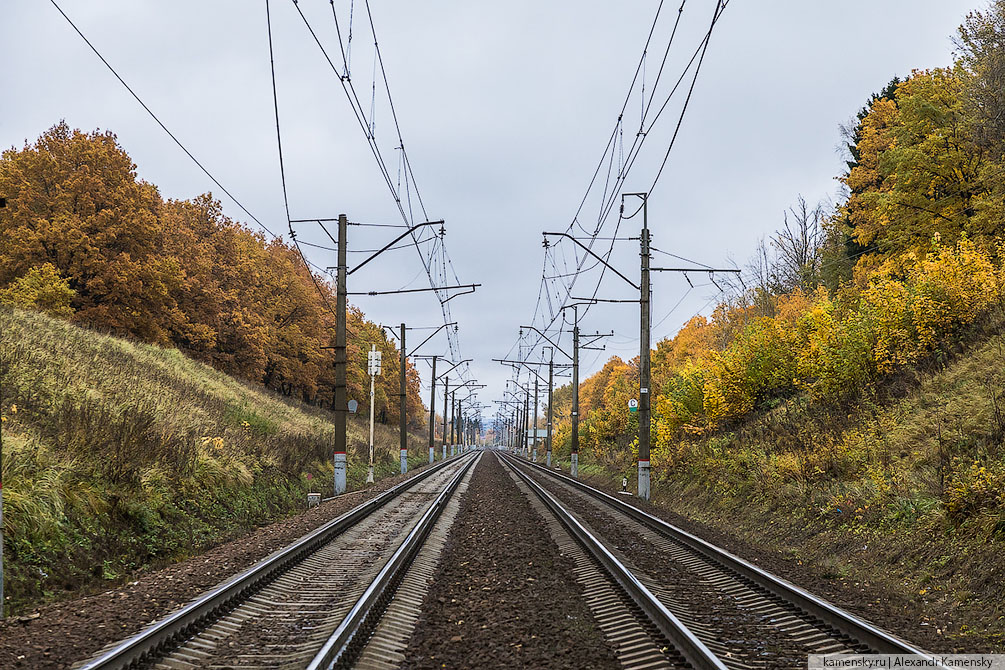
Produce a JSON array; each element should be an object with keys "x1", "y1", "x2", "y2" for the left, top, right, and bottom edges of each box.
[
  {"x1": 48, "y1": 0, "x2": 281, "y2": 242},
  {"x1": 511, "y1": 0, "x2": 732, "y2": 367},
  {"x1": 266, "y1": 0, "x2": 337, "y2": 318},
  {"x1": 49, "y1": 0, "x2": 348, "y2": 292},
  {"x1": 291, "y1": 0, "x2": 473, "y2": 380}
]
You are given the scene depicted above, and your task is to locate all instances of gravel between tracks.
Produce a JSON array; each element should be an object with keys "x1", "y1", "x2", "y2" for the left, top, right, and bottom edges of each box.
[
  {"x1": 401, "y1": 452, "x2": 620, "y2": 670},
  {"x1": 539, "y1": 471, "x2": 816, "y2": 667},
  {"x1": 0, "y1": 464, "x2": 436, "y2": 670}
]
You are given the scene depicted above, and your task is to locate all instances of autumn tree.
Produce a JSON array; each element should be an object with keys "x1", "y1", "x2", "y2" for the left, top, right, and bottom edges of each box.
[
  {"x1": 841, "y1": 69, "x2": 989, "y2": 260},
  {"x1": 0, "y1": 122, "x2": 180, "y2": 342},
  {"x1": 771, "y1": 196, "x2": 826, "y2": 292},
  {"x1": 956, "y1": 2, "x2": 1005, "y2": 150},
  {"x1": 955, "y1": 1, "x2": 1005, "y2": 232},
  {"x1": 0, "y1": 263, "x2": 75, "y2": 317},
  {"x1": 836, "y1": 78, "x2": 901, "y2": 262},
  {"x1": 0, "y1": 123, "x2": 425, "y2": 422}
]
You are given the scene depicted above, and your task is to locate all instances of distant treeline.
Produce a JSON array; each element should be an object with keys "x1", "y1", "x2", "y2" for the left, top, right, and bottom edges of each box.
[{"x1": 0, "y1": 122, "x2": 424, "y2": 426}]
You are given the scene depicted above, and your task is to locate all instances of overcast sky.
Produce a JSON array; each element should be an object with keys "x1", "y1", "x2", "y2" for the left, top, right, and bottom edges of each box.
[{"x1": 4, "y1": 0, "x2": 977, "y2": 426}]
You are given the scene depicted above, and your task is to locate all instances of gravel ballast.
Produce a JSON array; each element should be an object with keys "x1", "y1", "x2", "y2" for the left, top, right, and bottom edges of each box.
[{"x1": 401, "y1": 452, "x2": 620, "y2": 670}]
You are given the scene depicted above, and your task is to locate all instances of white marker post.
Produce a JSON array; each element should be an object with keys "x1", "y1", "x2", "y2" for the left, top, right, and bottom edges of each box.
[{"x1": 366, "y1": 345, "x2": 382, "y2": 484}]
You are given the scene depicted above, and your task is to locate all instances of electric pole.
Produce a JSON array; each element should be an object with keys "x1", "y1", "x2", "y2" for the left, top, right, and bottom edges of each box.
[
  {"x1": 399, "y1": 323, "x2": 407, "y2": 474},
  {"x1": 366, "y1": 344, "x2": 381, "y2": 484},
  {"x1": 547, "y1": 351, "x2": 554, "y2": 467},
  {"x1": 532, "y1": 374, "x2": 539, "y2": 462},
  {"x1": 428, "y1": 355, "x2": 437, "y2": 464},
  {"x1": 516, "y1": 320, "x2": 604, "y2": 476},
  {"x1": 442, "y1": 376, "x2": 449, "y2": 460},
  {"x1": 571, "y1": 305, "x2": 580, "y2": 476},
  {"x1": 1, "y1": 184, "x2": 5, "y2": 616},
  {"x1": 454, "y1": 395, "x2": 461, "y2": 455},
  {"x1": 334, "y1": 213, "x2": 348, "y2": 495},
  {"x1": 639, "y1": 195, "x2": 652, "y2": 500},
  {"x1": 290, "y1": 215, "x2": 472, "y2": 491},
  {"x1": 449, "y1": 390, "x2": 456, "y2": 455},
  {"x1": 539, "y1": 193, "x2": 738, "y2": 500},
  {"x1": 493, "y1": 353, "x2": 565, "y2": 466},
  {"x1": 522, "y1": 386, "x2": 530, "y2": 459}
]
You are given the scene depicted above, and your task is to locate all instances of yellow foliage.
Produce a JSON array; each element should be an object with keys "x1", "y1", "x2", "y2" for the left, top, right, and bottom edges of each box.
[
  {"x1": 568, "y1": 238, "x2": 1005, "y2": 465},
  {"x1": 945, "y1": 459, "x2": 1005, "y2": 519}
]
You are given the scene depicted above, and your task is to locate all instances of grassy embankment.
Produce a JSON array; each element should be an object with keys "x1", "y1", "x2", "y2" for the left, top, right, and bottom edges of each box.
[
  {"x1": 0, "y1": 307, "x2": 427, "y2": 615},
  {"x1": 559, "y1": 318, "x2": 1005, "y2": 649}
]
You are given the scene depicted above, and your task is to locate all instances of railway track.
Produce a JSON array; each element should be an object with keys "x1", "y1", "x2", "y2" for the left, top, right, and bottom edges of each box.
[
  {"x1": 76, "y1": 452, "x2": 478, "y2": 670},
  {"x1": 73, "y1": 449, "x2": 940, "y2": 670},
  {"x1": 500, "y1": 452, "x2": 937, "y2": 670}
]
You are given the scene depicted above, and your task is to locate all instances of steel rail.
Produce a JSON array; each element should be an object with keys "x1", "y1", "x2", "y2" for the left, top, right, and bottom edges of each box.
[
  {"x1": 512, "y1": 455, "x2": 935, "y2": 658},
  {"x1": 307, "y1": 452, "x2": 479, "y2": 670},
  {"x1": 78, "y1": 453, "x2": 473, "y2": 670},
  {"x1": 499, "y1": 454, "x2": 727, "y2": 670}
]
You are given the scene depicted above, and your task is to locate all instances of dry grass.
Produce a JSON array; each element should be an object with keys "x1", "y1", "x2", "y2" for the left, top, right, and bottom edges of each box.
[
  {"x1": 626, "y1": 326, "x2": 1005, "y2": 648},
  {"x1": 0, "y1": 307, "x2": 425, "y2": 614}
]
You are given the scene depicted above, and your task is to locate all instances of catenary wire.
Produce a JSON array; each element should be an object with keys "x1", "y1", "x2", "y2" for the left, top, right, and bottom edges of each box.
[{"x1": 48, "y1": 0, "x2": 280, "y2": 241}]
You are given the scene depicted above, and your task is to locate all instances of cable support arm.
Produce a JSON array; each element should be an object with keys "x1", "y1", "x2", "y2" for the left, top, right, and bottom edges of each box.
[
  {"x1": 581, "y1": 332, "x2": 615, "y2": 347},
  {"x1": 519, "y1": 325, "x2": 572, "y2": 361},
  {"x1": 288, "y1": 219, "x2": 408, "y2": 227},
  {"x1": 348, "y1": 220, "x2": 443, "y2": 276},
  {"x1": 407, "y1": 322, "x2": 457, "y2": 357},
  {"x1": 651, "y1": 267, "x2": 742, "y2": 273},
  {"x1": 348, "y1": 284, "x2": 479, "y2": 297},
  {"x1": 571, "y1": 296, "x2": 640, "y2": 303},
  {"x1": 492, "y1": 359, "x2": 573, "y2": 368},
  {"x1": 508, "y1": 380, "x2": 530, "y2": 394},
  {"x1": 543, "y1": 232, "x2": 639, "y2": 290},
  {"x1": 441, "y1": 284, "x2": 478, "y2": 303},
  {"x1": 521, "y1": 365, "x2": 550, "y2": 385},
  {"x1": 457, "y1": 391, "x2": 481, "y2": 403},
  {"x1": 435, "y1": 359, "x2": 471, "y2": 381},
  {"x1": 380, "y1": 325, "x2": 399, "y2": 342},
  {"x1": 498, "y1": 361, "x2": 543, "y2": 384}
]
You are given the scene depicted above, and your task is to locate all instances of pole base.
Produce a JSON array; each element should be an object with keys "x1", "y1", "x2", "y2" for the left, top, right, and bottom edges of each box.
[
  {"x1": 638, "y1": 460, "x2": 651, "y2": 501},
  {"x1": 400, "y1": 449, "x2": 408, "y2": 474},
  {"x1": 571, "y1": 453, "x2": 579, "y2": 478},
  {"x1": 442, "y1": 446, "x2": 447, "y2": 460},
  {"x1": 532, "y1": 448, "x2": 537, "y2": 462},
  {"x1": 546, "y1": 450, "x2": 552, "y2": 467},
  {"x1": 366, "y1": 465, "x2": 375, "y2": 484},
  {"x1": 429, "y1": 447, "x2": 434, "y2": 464},
  {"x1": 334, "y1": 452, "x2": 347, "y2": 495}
]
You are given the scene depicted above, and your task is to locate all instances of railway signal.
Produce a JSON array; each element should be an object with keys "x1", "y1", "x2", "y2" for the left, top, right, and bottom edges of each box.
[{"x1": 366, "y1": 345, "x2": 382, "y2": 484}]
